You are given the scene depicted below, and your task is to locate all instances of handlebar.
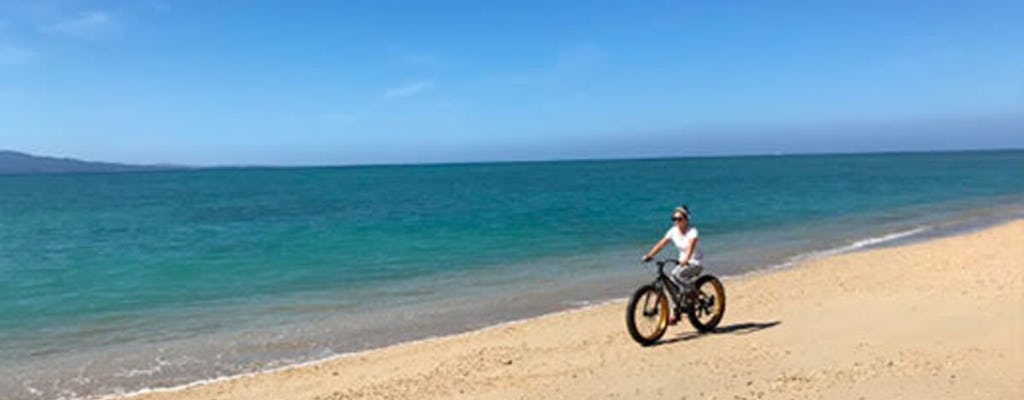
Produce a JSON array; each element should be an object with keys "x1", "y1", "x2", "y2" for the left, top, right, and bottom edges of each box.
[{"x1": 641, "y1": 258, "x2": 679, "y2": 268}]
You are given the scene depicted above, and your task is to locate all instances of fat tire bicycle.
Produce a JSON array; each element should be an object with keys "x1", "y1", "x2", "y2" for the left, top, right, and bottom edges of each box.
[{"x1": 625, "y1": 258, "x2": 726, "y2": 345}]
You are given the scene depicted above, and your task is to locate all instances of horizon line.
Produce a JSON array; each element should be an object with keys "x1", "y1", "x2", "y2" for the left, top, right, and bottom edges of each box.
[
  {"x1": 18, "y1": 145, "x2": 1024, "y2": 173},
  {"x1": 7, "y1": 146, "x2": 1020, "y2": 176},
  {"x1": 189, "y1": 146, "x2": 1021, "y2": 170}
]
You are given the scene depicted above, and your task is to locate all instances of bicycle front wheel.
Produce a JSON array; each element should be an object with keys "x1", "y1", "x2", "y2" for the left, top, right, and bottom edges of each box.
[{"x1": 626, "y1": 284, "x2": 669, "y2": 345}]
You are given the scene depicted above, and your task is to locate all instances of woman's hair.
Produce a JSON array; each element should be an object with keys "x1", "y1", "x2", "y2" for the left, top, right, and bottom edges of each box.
[{"x1": 674, "y1": 205, "x2": 690, "y2": 220}]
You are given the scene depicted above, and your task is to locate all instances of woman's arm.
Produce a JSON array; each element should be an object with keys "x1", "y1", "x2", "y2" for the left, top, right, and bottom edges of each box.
[{"x1": 643, "y1": 237, "x2": 671, "y2": 262}]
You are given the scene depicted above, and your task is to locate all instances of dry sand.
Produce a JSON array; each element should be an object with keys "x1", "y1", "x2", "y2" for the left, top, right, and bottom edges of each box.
[{"x1": 128, "y1": 221, "x2": 1024, "y2": 400}]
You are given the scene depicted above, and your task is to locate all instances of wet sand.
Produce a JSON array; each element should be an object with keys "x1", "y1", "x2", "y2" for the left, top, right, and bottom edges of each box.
[{"x1": 127, "y1": 220, "x2": 1024, "y2": 400}]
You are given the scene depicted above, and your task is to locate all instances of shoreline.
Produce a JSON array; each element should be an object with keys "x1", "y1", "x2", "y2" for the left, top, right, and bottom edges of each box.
[
  {"x1": 99, "y1": 298, "x2": 628, "y2": 400},
  {"x1": 115, "y1": 219, "x2": 1024, "y2": 400},
  {"x1": 97, "y1": 213, "x2": 999, "y2": 399}
]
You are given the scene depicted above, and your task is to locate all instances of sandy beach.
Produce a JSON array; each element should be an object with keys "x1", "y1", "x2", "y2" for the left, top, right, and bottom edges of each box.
[{"x1": 126, "y1": 220, "x2": 1023, "y2": 400}]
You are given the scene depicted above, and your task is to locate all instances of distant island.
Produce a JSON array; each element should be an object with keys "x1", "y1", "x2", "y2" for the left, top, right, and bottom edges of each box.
[{"x1": 0, "y1": 150, "x2": 185, "y2": 175}]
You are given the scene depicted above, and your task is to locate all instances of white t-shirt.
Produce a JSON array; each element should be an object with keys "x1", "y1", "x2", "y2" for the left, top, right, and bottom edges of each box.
[{"x1": 665, "y1": 226, "x2": 703, "y2": 264}]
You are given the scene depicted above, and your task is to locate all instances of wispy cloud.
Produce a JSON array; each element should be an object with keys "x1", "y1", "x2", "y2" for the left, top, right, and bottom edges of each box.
[
  {"x1": 0, "y1": 43, "x2": 34, "y2": 65},
  {"x1": 41, "y1": 11, "x2": 119, "y2": 40},
  {"x1": 383, "y1": 80, "x2": 437, "y2": 99}
]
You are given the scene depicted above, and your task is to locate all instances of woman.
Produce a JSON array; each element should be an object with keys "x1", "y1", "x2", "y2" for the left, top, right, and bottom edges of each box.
[{"x1": 642, "y1": 205, "x2": 703, "y2": 290}]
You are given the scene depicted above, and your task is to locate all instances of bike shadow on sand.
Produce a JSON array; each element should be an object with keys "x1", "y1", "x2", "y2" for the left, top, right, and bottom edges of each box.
[{"x1": 652, "y1": 320, "x2": 782, "y2": 346}]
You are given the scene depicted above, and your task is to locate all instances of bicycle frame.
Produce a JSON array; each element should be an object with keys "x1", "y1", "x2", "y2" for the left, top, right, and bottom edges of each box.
[{"x1": 649, "y1": 261, "x2": 686, "y2": 313}]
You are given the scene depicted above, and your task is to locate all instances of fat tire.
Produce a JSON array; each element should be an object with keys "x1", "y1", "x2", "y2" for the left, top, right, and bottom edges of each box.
[
  {"x1": 686, "y1": 275, "x2": 726, "y2": 333},
  {"x1": 626, "y1": 284, "x2": 669, "y2": 346}
]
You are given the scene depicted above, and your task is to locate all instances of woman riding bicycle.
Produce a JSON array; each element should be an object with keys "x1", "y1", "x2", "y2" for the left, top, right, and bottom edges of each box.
[
  {"x1": 642, "y1": 205, "x2": 703, "y2": 292},
  {"x1": 626, "y1": 205, "x2": 724, "y2": 341}
]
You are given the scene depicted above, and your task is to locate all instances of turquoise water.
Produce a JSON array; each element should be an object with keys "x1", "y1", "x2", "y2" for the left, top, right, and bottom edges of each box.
[{"x1": 1, "y1": 150, "x2": 1022, "y2": 399}]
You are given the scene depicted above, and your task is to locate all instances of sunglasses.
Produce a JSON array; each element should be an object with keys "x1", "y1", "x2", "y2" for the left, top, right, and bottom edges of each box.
[{"x1": 672, "y1": 216, "x2": 686, "y2": 222}]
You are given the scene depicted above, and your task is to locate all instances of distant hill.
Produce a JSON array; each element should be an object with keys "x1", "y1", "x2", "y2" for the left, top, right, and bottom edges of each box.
[{"x1": 0, "y1": 150, "x2": 185, "y2": 175}]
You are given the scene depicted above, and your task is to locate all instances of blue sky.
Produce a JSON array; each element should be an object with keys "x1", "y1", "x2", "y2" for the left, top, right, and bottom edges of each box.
[{"x1": 1, "y1": 0, "x2": 1022, "y2": 165}]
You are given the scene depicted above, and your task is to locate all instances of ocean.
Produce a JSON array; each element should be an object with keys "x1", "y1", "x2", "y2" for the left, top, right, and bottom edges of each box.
[{"x1": 1, "y1": 150, "x2": 1021, "y2": 399}]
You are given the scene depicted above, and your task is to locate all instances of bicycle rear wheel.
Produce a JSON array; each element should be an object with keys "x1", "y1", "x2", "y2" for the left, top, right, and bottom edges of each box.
[
  {"x1": 686, "y1": 275, "x2": 726, "y2": 332},
  {"x1": 626, "y1": 284, "x2": 669, "y2": 345}
]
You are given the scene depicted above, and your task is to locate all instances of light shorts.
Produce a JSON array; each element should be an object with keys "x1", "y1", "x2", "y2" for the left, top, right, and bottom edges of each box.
[{"x1": 674, "y1": 260, "x2": 703, "y2": 281}]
